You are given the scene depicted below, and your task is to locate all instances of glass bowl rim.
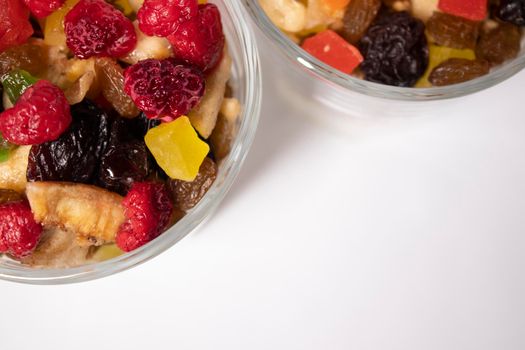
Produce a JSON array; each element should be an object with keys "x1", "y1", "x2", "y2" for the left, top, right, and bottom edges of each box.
[
  {"x1": 243, "y1": 0, "x2": 525, "y2": 101},
  {"x1": 0, "y1": 0, "x2": 262, "y2": 285}
]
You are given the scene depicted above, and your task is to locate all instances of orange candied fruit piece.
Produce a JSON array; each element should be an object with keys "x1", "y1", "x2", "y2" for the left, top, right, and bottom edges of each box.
[
  {"x1": 301, "y1": 30, "x2": 363, "y2": 75},
  {"x1": 438, "y1": 0, "x2": 487, "y2": 21}
]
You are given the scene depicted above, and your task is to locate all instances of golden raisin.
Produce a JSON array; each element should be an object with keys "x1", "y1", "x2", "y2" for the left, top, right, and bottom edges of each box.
[
  {"x1": 96, "y1": 58, "x2": 140, "y2": 118},
  {"x1": 429, "y1": 58, "x2": 490, "y2": 86},
  {"x1": 341, "y1": 0, "x2": 381, "y2": 44},
  {"x1": 0, "y1": 42, "x2": 48, "y2": 77},
  {"x1": 426, "y1": 11, "x2": 480, "y2": 50},
  {"x1": 476, "y1": 22, "x2": 521, "y2": 66},
  {"x1": 167, "y1": 157, "x2": 218, "y2": 211}
]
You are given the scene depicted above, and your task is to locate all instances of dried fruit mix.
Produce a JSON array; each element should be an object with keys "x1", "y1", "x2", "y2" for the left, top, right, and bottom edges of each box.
[
  {"x1": 0, "y1": 0, "x2": 241, "y2": 267},
  {"x1": 260, "y1": 0, "x2": 525, "y2": 87}
]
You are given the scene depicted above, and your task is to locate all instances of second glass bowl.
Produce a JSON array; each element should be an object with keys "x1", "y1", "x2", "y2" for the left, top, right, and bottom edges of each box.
[{"x1": 243, "y1": 0, "x2": 525, "y2": 118}]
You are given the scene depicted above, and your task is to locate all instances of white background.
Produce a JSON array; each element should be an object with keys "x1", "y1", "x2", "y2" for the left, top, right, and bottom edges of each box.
[{"x1": 1, "y1": 34, "x2": 525, "y2": 349}]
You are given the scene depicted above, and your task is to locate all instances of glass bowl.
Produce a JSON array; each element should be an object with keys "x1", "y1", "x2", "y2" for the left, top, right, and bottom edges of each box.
[
  {"x1": 0, "y1": 0, "x2": 262, "y2": 285},
  {"x1": 243, "y1": 0, "x2": 525, "y2": 118}
]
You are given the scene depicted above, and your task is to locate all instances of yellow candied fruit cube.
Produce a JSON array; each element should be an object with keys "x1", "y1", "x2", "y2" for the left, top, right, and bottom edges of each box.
[
  {"x1": 145, "y1": 116, "x2": 210, "y2": 182},
  {"x1": 198, "y1": 0, "x2": 207, "y2": 4},
  {"x1": 44, "y1": 0, "x2": 80, "y2": 48},
  {"x1": 416, "y1": 44, "x2": 476, "y2": 87}
]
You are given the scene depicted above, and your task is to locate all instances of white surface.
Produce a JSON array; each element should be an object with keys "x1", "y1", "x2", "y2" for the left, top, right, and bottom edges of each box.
[{"x1": 2, "y1": 38, "x2": 525, "y2": 349}]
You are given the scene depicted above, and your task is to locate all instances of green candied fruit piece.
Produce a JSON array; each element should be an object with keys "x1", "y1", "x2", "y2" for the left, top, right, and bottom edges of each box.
[
  {"x1": 0, "y1": 133, "x2": 17, "y2": 163},
  {"x1": 416, "y1": 45, "x2": 476, "y2": 88},
  {"x1": 1, "y1": 69, "x2": 38, "y2": 104},
  {"x1": 0, "y1": 149, "x2": 8, "y2": 163}
]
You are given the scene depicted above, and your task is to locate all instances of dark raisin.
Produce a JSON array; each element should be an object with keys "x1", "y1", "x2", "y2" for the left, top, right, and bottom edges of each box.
[
  {"x1": 97, "y1": 117, "x2": 152, "y2": 195},
  {"x1": 429, "y1": 58, "x2": 490, "y2": 86},
  {"x1": 426, "y1": 12, "x2": 480, "y2": 50},
  {"x1": 341, "y1": 0, "x2": 381, "y2": 44},
  {"x1": 167, "y1": 157, "x2": 217, "y2": 211},
  {"x1": 132, "y1": 112, "x2": 162, "y2": 138},
  {"x1": 27, "y1": 100, "x2": 110, "y2": 183},
  {"x1": 359, "y1": 11, "x2": 429, "y2": 87},
  {"x1": 497, "y1": 0, "x2": 525, "y2": 26},
  {"x1": 477, "y1": 22, "x2": 521, "y2": 65}
]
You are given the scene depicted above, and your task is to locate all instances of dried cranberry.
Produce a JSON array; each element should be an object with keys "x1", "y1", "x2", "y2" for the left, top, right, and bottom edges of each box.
[
  {"x1": 0, "y1": 0, "x2": 33, "y2": 53},
  {"x1": 167, "y1": 3, "x2": 225, "y2": 72},
  {"x1": 137, "y1": 0, "x2": 198, "y2": 37},
  {"x1": 124, "y1": 58, "x2": 205, "y2": 120},
  {"x1": 0, "y1": 80, "x2": 72, "y2": 145},
  {"x1": 27, "y1": 100, "x2": 110, "y2": 184},
  {"x1": 23, "y1": 0, "x2": 65, "y2": 18},
  {"x1": 65, "y1": 0, "x2": 137, "y2": 59},
  {"x1": 116, "y1": 182, "x2": 173, "y2": 252},
  {"x1": 359, "y1": 11, "x2": 429, "y2": 87},
  {"x1": 0, "y1": 201, "x2": 43, "y2": 259}
]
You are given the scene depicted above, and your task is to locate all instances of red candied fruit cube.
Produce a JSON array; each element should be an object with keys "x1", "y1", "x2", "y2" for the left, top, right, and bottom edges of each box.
[
  {"x1": 438, "y1": 0, "x2": 487, "y2": 21},
  {"x1": 0, "y1": 0, "x2": 33, "y2": 53},
  {"x1": 301, "y1": 30, "x2": 363, "y2": 75}
]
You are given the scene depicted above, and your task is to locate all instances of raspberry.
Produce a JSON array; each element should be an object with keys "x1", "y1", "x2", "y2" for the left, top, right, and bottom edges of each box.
[
  {"x1": 116, "y1": 182, "x2": 173, "y2": 252},
  {"x1": 124, "y1": 58, "x2": 205, "y2": 120},
  {"x1": 0, "y1": 0, "x2": 33, "y2": 53},
  {"x1": 64, "y1": 0, "x2": 137, "y2": 59},
  {"x1": 0, "y1": 80, "x2": 72, "y2": 145},
  {"x1": 23, "y1": 0, "x2": 65, "y2": 18},
  {"x1": 137, "y1": 0, "x2": 198, "y2": 37},
  {"x1": 167, "y1": 3, "x2": 225, "y2": 72},
  {"x1": 0, "y1": 201, "x2": 43, "y2": 259}
]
